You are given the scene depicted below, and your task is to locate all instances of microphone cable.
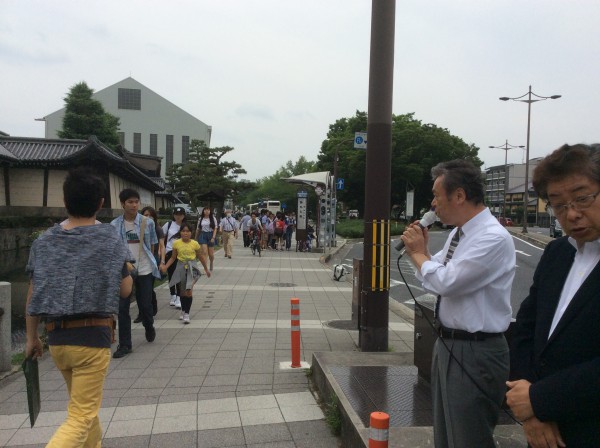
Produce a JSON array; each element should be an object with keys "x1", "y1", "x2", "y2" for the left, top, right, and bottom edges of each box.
[{"x1": 395, "y1": 249, "x2": 521, "y2": 426}]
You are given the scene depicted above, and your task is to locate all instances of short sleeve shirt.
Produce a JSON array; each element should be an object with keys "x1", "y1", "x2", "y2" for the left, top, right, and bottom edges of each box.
[{"x1": 173, "y1": 239, "x2": 201, "y2": 262}]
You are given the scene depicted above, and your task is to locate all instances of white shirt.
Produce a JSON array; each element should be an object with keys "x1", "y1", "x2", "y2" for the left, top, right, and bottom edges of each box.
[
  {"x1": 162, "y1": 221, "x2": 181, "y2": 252},
  {"x1": 124, "y1": 220, "x2": 152, "y2": 275},
  {"x1": 220, "y1": 216, "x2": 238, "y2": 232},
  {"x1": 240, "y1": 214, "x2": 251, "y2": 231},
  {"x1": 548, "y1": 238, "x2": 600, "y2": 337},
  {"x1": 416, "y1": 208, "x2": 515, "y2": 333}
]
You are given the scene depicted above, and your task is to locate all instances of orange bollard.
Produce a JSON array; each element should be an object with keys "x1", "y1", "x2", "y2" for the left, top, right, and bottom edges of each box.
[
  {"x1": 369, "y1": 412, "x2": 389, "y2": 448},
  {"x1": 290, "y1": 298, "x2": 301, "y2": 368}
]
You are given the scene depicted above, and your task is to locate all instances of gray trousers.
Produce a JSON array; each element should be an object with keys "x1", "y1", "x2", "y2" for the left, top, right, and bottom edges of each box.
[{"x1": 431, "y1": 335, "x2": 509, "y2": 448}]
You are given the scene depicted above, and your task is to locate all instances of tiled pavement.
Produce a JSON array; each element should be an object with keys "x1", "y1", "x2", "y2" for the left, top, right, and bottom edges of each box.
[{"x1": 0, "y1": 237, "x2": 414, "y2": 447}]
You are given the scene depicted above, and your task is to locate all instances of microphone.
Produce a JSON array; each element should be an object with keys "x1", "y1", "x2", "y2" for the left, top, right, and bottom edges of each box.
[{"x1": 395, "y1": 210, "x2": 438, "y2": 251}]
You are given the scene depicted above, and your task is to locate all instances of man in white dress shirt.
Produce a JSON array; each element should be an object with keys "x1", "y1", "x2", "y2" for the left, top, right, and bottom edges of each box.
[{"x1": 402, "y1": 159, "x2": 515, "y2": 448}]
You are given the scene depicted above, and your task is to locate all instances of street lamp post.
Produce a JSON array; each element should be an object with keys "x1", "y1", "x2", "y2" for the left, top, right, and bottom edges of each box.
[
  {"x1": 489, "y1": 140, "x2": 524, "y2": 219},
  {"x1": 331, "y1": 138, "x2": 355, "y2": 243},
  {"x1": 500, "y1": 86, "x2": 561, "y2": 233}
]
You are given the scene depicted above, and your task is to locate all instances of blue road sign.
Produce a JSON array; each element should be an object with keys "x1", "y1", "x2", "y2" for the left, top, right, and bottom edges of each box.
[
  {"x1": 336, "y1": 178, "x2": 344, "y2": 190},
  {"x1": 354, "y1": 132, "x2": 367, "y2": 149},
  {"x1": 281, "y1": 203, "x2": 287, "y2": 209}
]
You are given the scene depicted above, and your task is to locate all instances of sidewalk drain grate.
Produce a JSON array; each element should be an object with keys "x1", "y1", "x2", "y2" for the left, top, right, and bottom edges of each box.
[
  {"x1": 324, "y1": 320, "x2": 358, "y2": 331},
  {"x1": 269, "y1": 282, "x2": 297, "y2": 287}
]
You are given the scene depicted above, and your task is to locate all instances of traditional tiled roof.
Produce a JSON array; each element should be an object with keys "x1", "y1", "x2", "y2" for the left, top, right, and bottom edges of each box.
[
  {"x1": 151, "y1": 176, "x2": 176, "y2": 198},
  {"x1": 118, "y1": 147, "x2": 162, "y2": 177},
  {"x1": 0, "y1": 135, "x2": 162, "y2": 191}
]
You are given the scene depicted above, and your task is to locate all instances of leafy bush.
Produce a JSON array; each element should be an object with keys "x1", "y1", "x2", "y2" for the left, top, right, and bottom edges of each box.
[{"x1": 336, "y1": 219, "x2": 405, "y2": 238}]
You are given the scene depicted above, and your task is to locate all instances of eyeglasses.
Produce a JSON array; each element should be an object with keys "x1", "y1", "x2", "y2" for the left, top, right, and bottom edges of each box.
[{"x1": 547, "y1": 191, "x2": 600, "y2": 215}]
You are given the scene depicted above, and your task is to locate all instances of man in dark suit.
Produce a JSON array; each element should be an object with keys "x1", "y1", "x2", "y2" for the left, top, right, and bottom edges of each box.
[{"x1": 507, "y1": 143, "x2": 600, "y2": 448}]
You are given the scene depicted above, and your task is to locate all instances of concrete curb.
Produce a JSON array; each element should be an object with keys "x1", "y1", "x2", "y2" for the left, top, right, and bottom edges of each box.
[
  {"x1": 319, "y1": 238, "x2": 348, "y2": 264},
  {"x1": 311, "y1": 351, "x2": 527, "y2": 448},
  {"x1": 506, "y1": 227, "x2": 552, "y2": 249}
]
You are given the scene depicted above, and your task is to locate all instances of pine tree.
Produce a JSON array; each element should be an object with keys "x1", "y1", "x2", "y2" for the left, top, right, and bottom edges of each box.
[{"x1": 58, "y1": 82, "x2": 120, "y2": 149}]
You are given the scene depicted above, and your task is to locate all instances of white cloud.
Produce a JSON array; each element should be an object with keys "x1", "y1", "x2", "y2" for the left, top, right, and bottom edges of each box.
[{"x1": 1, "y1": 0, "x2": 599, "y2": 181}]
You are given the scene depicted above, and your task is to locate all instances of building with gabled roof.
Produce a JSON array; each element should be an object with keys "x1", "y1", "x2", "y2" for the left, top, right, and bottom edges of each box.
[
  {"x1": 40, "y1": 77, "x2": 212, "y2": 177},
  {"x1": 0, "y1": 135, "x2": 164, "y2": 218}
]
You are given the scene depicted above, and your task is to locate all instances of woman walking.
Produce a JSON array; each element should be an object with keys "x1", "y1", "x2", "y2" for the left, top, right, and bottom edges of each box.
[
  {"x1": 162, "y1": 206, "x2": 187, "y2": 309},
  {"x1": 136, "y1": 206, "x2": 165, "y2": 322},
  {"x1": 196, "y1": 207, "x2": 218, "y2": 271},
  {"x1": 161, "y1": 223, "x2": 210, "y2": 323}
]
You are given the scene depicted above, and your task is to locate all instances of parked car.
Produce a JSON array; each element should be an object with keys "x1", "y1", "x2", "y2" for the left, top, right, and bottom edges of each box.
[
  {"x1": 550, "y1": 219, "x2": 563, "y2": 238},
  {"x1": 498, "y1": 217, "x2": 513, "y2": 227}
]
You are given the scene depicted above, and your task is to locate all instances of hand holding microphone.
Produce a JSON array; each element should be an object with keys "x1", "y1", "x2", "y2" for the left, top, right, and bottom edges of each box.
[{"x1": 396, "y1": 209, "x2": 437, "y2": 251}]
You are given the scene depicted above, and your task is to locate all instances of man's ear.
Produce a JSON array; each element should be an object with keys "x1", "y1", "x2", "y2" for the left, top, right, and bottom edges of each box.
[{"x1": 455, "y1": 188, "x2": 466, "y2": 204}]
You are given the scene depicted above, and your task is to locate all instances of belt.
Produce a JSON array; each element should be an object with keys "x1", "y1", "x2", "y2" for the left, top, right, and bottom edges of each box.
[
  {"x1": 46, "y1": 317, "x2": 114, "y2": 332},
  {"x1": 438, "y1": 326, "x2": 502, "y2": 341}
]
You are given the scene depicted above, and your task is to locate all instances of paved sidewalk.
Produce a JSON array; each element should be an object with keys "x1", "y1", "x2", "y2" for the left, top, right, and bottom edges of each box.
[{"x1": 0, "y1": 237, "x2": 414, "y2": 447}]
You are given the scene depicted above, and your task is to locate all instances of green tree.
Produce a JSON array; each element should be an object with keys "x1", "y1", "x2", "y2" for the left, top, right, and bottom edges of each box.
[
  {"x1": 58, "y1": 82, "x2": 120, "y2": 149},
  {"x1": 166, "y1": 140, "x2": 247, "y2": 211},
  {"x1": 317, "y1": 111, "x2": 482, "y2": 217},
  {"x1": 239, "y1": 156, "x2": 317, "y2": 212}
]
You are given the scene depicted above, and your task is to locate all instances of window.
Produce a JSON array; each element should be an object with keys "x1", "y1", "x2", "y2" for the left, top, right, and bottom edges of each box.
[
  {"x1": 118, "y1": 88, "x2": 141, "y2": 110},
  {"x1": 150, "y1": 134, "x2": 157, "y2": 156},
  {"x1": 182, "y1": 136, "x2": 190, "y2": 163},
  {"x1": 118, "y1": 132, "x2": 125, "y2": 146},
  {"x1": 133, "y1": 133, "x2": 141, "y2": 153},
  {"x1": 166, "y1": 135, "x2": 174, "y2": 170}
]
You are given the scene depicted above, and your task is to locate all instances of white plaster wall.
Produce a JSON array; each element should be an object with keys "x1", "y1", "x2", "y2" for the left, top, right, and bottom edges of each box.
[
  {"x1": 47, "y1": 170, "x2": 68, "y2": 207},
  {"x1": 11, "y1": 169, "x2": 44, "y2": 206},
  {"x1": 109, "y1": 173, "x2": 154, "y2": 210}
]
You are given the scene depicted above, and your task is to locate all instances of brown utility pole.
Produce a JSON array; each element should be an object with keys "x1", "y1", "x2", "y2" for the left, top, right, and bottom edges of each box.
[{"x1": 361, "y1": 0, "x2": 396, "y2": 351}]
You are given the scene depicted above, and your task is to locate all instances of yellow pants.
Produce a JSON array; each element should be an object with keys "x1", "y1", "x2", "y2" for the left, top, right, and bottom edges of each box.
[{"x1": 47, "y1": 345, "x2": 111, "y2": 448}]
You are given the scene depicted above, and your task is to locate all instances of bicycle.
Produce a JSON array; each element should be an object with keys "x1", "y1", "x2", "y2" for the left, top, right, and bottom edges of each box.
[{"x1": 249, "y1": 230, "x2": 261, "y2": 257}]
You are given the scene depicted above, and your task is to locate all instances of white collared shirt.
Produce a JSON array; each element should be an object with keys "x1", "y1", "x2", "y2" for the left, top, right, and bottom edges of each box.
[
  {"x1": 416, "y1": 208, "x2": 515, "y2": 333},
  {"x1": 548, "y1": 238, "x2": 600, "y2": 338}
]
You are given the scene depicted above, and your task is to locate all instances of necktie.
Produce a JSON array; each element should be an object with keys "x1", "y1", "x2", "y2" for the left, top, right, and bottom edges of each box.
[{"x1": 434, "y1": 228, "x2": 462, "y2": 322}]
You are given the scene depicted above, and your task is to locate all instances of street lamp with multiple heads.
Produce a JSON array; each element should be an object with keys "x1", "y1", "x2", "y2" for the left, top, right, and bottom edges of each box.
[
  {"x1": 499, "y1": 86, "x2": 561, "y2": 233},
  {"x1": 489, "y1": 140, "x2": 524, "y2": 219}
]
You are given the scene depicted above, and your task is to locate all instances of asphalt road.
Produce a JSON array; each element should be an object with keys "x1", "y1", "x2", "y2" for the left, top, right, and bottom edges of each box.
[{"x1": 330, "y1": 229, "x2": 545, "y2": 317}]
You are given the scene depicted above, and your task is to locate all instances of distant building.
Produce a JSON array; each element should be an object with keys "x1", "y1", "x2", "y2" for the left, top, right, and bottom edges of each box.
[
  {"x1": 484, "y1": 158, "x2": 542, "y2": 225},
  {"x1": 0, "y1": 135, "x2": 166, "y2": 218},
  {"x1": 41, "y1": 77, "x2": 212, "y2": 178}
]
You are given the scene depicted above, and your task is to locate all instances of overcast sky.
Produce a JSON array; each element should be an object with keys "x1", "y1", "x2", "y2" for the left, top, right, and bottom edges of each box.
[{"x1": 2, "y1": 0, "x2": 599, "y2": 181}]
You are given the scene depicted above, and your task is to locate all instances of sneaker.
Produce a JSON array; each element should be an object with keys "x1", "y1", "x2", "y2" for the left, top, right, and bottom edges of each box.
[
  {"x1": 133, "y1": 315, "x2": 142, "y2": 324},
  {"x1": 113, "y1": 345, "x2": 132, "y2": 359},
  {"x1": 183, "y1": 313, "x2": 190, "y2": 324},
  {"x1": 179, "y1": 311, "x2": 184, "y2": 320},
  {"x1": 145, "y1": 326, "x2": 156, "y2": 342},
  {"x1": 174, "y1": 296, "x2": 181, "y2": 310},
  {"x1": 228, "y1": 255, "x2": 232, "y2": 259},
  {"x1": 169, "y1": 295, "x2": 177, "y2": 307}
]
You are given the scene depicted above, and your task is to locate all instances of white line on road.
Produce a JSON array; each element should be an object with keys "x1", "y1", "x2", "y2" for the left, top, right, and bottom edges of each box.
[
  {"x1": 511, "y1": 235, "x2": 545, "y2": 251},
  {"x1": 515, "y1": 250, "x2": 531, "y2": 257}
]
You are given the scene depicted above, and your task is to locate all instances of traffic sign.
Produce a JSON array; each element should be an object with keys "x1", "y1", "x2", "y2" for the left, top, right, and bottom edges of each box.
[
  {"x1": 336, "y1": 178, "x2": 344, "y2": 190},
  {"x1": 354, "y1": 132, "x2": 367, "y2": 149},
  {"x1": 281, "y1": 203, "x2": 287, "y2": 209}
]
